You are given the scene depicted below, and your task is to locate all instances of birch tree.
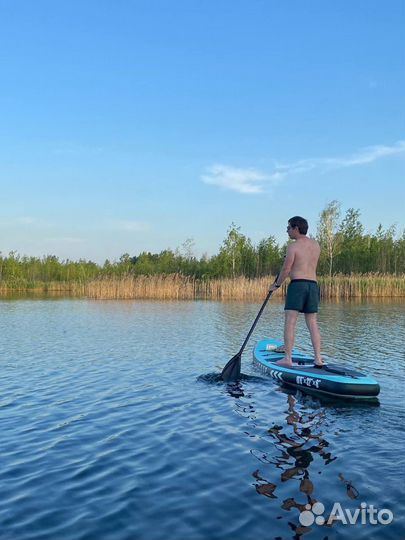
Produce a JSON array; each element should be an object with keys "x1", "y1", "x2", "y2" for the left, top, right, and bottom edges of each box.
[{"x1": 317, "y1": 200, "x2": 341, "y2": 277}]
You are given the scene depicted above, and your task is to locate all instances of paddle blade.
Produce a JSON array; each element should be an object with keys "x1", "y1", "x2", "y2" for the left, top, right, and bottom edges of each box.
[{"x1": 221, "y1": 353, "x2": 241, "y2": 381}]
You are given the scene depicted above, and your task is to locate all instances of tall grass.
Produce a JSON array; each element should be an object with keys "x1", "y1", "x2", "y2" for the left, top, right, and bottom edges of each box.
[
  {"x1": 319, "y1": 273, "x2": 405, "y2": 299},
  {"x1": 0, "y1": 273, "x2": 403, "y2": 299}
]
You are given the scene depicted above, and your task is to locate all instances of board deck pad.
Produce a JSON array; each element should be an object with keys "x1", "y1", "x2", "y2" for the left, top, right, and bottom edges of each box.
[{"x1": 259, "y1": 349, "x2": 364, "y2": 378}]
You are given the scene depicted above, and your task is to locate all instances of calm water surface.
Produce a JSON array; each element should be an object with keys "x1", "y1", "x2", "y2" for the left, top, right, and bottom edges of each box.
[{"x1": 0, "y1": 298, "x2": 404, "y2": 540}]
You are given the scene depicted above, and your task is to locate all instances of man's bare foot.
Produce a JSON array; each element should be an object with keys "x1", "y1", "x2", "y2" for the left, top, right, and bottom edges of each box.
[
  {"x1": 276, "y1": 358, "x2": 293, "y2": 368},
  {"x1": 313, "y1": 360, "x2": 324, "y2": 368},
  {"x1": 274, "y1": 345, "x2": 285, "y2": 353}
]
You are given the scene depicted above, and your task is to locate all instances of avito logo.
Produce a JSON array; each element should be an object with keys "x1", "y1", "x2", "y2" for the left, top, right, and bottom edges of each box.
[
  {"x1": 299, "y1": 501, "x2": 393, "y2": 526},
  {"x1": 299, "y1": 502, "x2": 326, "y2": 526}
]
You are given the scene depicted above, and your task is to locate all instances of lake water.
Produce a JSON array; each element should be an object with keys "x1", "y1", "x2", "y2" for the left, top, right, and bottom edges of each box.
[{"x1": 0, "y1": 297, "x2": 404, "y2": 540}]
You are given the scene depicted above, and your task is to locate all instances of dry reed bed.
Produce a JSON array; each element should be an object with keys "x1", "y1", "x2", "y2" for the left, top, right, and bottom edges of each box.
[
  {"x1": 1, "y1": 273, "x2": 401, "y2": 299},
  {"x1": 90, "y1": 274, "x2": 404, "y2": 299}
]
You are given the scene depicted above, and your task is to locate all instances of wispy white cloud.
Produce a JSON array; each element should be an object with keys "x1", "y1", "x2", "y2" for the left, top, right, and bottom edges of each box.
[
  {"x1": 16, "y1": 216, "x2": 37, "y2": 225},
  {"x1": 108, "y1": 220, "x2": 150, "y2": 232},
  {"x1": 277, "y1": 140, "x2": 405, "y2": 174},
  {"x1": 52, "y1": 142, "x2": 104, "y2": 155},
  {"x1": 201, "y1": 164, "x2": 279, "y2": 194},
  {"x1": 44, "y1": 236, "x2": 85, "y2": 244},
  {"x1": 0, "y1": 216, "x2": 38, "y2": 227},
  {"x1": 202, "y1": 141, "x2": 405, "y2": 194}
]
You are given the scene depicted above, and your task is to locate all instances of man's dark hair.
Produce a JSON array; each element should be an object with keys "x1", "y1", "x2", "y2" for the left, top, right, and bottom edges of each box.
[{"x1": 288, "y1": 216, "x2": 308, "y2": 235}]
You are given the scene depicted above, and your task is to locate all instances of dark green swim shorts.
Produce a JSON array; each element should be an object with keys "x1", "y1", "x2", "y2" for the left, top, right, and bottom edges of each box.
[{"x1": 285, "y1": 279, "x2": 320, "y2": 313}]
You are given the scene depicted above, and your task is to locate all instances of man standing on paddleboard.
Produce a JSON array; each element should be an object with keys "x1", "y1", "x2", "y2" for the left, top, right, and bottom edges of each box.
[{"x1": 268, "y1": 216, "x2": 324, "y2": 368}]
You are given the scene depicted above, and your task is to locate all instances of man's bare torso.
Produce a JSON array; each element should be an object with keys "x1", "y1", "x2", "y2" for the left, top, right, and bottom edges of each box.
[{"x1": 289, "y1": 237, "x2": 320, "y2": 281}]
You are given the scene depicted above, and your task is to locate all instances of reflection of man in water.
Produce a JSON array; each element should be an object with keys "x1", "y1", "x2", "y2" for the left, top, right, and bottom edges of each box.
[{"x1": 269, "y1": 216, "x2": 324, "y2": 368}]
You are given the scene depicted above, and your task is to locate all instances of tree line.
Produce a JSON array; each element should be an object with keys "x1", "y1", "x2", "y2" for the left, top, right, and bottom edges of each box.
[{"x1": 0, "y1": 202, "x2": 404, "y2": 286}]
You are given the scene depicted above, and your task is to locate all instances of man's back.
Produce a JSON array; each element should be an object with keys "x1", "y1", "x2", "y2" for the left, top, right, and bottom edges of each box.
[{"x1": 289, "y1": 237, "x2": 320, "y2": 281}]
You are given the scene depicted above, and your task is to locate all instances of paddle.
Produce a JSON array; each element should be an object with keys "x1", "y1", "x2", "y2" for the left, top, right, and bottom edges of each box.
[{"x1": 221, "y1": 275, "x2": 279, "y2": 381}]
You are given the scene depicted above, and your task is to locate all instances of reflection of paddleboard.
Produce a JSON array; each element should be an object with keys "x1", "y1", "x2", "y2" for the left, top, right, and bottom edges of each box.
[{"x1": 253, "y1": 338, "x2": 380, "y2": 400}]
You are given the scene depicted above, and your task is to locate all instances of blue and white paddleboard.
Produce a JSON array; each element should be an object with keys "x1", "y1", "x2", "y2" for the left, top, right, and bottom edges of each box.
[{"x1": 253, "y1": 338, "x2": 380, "y2": 399}]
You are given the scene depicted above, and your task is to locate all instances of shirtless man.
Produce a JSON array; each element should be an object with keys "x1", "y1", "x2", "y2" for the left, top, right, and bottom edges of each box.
[{"x1": 269, "y1": 216, "x2": 323, "y2": 368}]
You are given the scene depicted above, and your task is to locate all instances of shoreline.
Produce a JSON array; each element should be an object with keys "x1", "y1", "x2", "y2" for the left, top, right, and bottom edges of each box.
[{"x1": 0, "y1": 273, "x2": 404, "y2": 300}]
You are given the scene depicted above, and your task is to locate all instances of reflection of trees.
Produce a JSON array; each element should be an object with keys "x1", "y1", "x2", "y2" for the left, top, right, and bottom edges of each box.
[
  {"x1": 251, "y1": 394, "x2": 340, "y2": 538},
  {"x1": 222, "y1": 380, "x2": 362, "y2": 538}
]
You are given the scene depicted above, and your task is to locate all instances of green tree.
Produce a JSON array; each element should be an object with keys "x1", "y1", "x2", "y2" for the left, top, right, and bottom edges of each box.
[
  {"x1": 394, "y1": 229, "x2": 405, "y2": 275},
  {"x1": 218, "y1": 223, "x2": 247, "y2": 277},
  {"x1": 256, "y1": 236, "x2": 282, "y2": 276},
  {"x1": 374, "y1": 224, "x2": 396, "y2": 273},
  {"x1": 317, "y1": 200, "x2": 341, "y2": 277},
  {"x1": 336, "y1": 208, "x2": 365, "y2": 273},
  {"x1": 181, "y1": 238, "x2": 195, "y2": 260}
]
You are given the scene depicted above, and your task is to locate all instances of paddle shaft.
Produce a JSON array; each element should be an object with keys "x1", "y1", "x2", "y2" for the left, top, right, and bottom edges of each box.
[
  {"x1": 237, "y1": 273, "x2": 280, "y2": 356},
  {"x1": 220, "y1": 274, "x2": 280, "y2": 381},
  {"x1": 237, "y1": 288, "x2": 274, "y2": 357}
]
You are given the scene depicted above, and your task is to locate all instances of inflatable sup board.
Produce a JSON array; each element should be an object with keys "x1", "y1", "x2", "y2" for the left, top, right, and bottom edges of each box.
[{"x1": 253, "y1": 338, "x2": 380, "y2": 399}]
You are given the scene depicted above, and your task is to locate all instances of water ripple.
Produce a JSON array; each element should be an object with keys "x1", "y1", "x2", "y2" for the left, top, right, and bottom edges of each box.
[{"x1": 0, "y1": 298, "x2": 404, "y2": 539}]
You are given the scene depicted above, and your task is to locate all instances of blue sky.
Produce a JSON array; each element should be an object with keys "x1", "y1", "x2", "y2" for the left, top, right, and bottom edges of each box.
[{"x1": 0, "y1": 0, "x2": 404, "y2": 263}]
